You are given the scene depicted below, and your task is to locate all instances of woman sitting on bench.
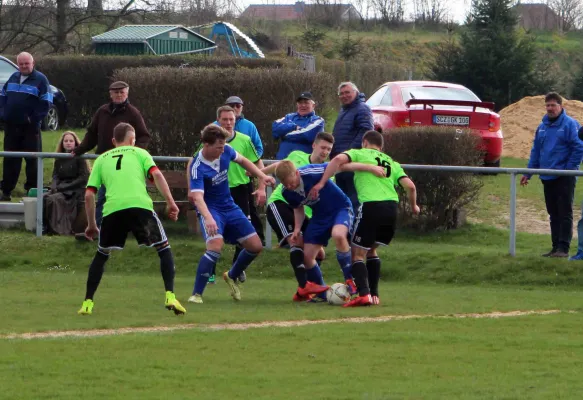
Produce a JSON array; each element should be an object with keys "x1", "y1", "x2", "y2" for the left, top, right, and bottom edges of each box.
[{"x1": 44, "y1": 131, "x2": 90, "y2": 235}]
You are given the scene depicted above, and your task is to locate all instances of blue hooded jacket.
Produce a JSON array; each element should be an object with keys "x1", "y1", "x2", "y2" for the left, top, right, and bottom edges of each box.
[
  {"x1": 526, "y1": 109, "x2": 583, "y2": 180},
  {"x1": 214, "y1": 115, "x2": 263, "y2": 157},
  {"x1": 0, "y1": 69, "x2": 52, "y2": 125},
  {"x1": 272, "y1": 111, "x2": 324, "y2": 160},
  {"x1": 331, "y1": 93, "x2": 374, "y2": 157}
]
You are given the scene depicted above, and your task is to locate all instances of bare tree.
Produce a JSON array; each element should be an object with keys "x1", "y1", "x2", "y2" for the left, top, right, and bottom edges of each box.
[
  {"x1": 549, "y1": 0, "x2": 583, "y2": 31},
  {"x1": 371, "y1": 0, "x2": 405, "y2": 26},
  {"x1": 412, "y1": 0, "x2": 446, "y2": 24}
]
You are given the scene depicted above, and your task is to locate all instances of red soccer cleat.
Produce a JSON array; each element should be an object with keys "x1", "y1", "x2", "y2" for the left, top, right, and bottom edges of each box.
[
  {"x1": 345, "y1": 279, "x2": 358, "y2": 296},
  {"x1": 343, "y1": 294, "x2": 373, "y2": 307},
  {"x1": 297, "y1": 281, "x2": 329, "y2": 297},
  {"x1": 371, "y1": 295, "x2": 380, "y2": 305},
  {"x1": 292, "y1": 291, "x2": 314, "y2": 302}
]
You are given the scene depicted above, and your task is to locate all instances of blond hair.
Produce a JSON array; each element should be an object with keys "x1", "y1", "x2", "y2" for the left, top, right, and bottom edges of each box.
[
  {"x1": 55, "y1": 131, "x2": 90, "y2": 172},
  {"x1": 275, "y1": 160, "x2": 297, "y2": 182}
]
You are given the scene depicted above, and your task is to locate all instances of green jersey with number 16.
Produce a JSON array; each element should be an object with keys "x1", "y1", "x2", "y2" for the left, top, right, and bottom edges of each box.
[
  {"x1": 87, "y1": 146, "x2": 157, "y2": 217},
  {"x1": 343, "y1": 148, "x2": 407, "y2": 203}
]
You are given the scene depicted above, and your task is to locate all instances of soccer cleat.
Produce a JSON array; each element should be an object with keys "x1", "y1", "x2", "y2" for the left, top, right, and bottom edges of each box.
[
  {"x1": 371, "y1": 295, "x2": 380, "y2": 305},
  {"x1": 345, "y1": 279, "x2": 358, "y2": 296},
  {"x1": 188, "y1": 294, "x2": 203, "y2": 304},
  {"x1": 78, "y1": 299, "x2": 94, "y2": 315},
  {"x1": 292, "y1": 291, "x2": 314, "y2": 302},
  {"x1": 208, "y1": 274, "x2": 216, "y2": 284},
  {"x1": 569, "y1": 252, "x2": 583, "y2": 261},
  {"x1": 223, "y1": 272, "x2": 241, "y2": 301},
  {"x1": 238, "y1": 271, "x2": 247, "y2": 283},
  {"x1": 343, "y1": 294, "x2": 373, "y2": 308},
  {"x1": 165, "y1": 291, "x2": 186, "y2": 315},
  {"x1": 297, "y1": 281, "x2": 329, "y2": 297}
]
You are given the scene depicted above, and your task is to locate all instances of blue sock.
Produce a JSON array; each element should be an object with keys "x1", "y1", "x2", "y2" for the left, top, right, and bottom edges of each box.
[
  {"x1": 193, "y1": 251, "x2": 220, "y2": 295},
  {"x1": 336, "y1": 250, "x2": 353, "y2": 280},
  {"x1": 306, "y1": 263, "x2": 325, "y2": 286},
  {"x1": 228, "y1": 249, "x2": 258, "y2": 280}
]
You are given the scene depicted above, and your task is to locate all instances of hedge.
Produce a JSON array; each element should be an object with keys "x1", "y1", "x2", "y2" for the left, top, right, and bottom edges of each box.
[{"x1": 113, "y1": 66, "x2": 336, "y2": 159}]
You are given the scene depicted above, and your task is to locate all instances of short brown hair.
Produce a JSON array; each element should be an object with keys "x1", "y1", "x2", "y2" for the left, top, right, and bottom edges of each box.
[
  {"x1": 275, "y1": 160, "x2": 297, "y2": 182},
  {"x1": 545, "y1": 92, "x2": 562, "y2": 105},
  {"x1": 201, "y1": 124, "x2": 228, "y2": 144},
  {"x1": 363, "y1": 130, "x2": 384, "y2": 148},
  {"x1": 113, "y1": 122, "x2": 135, "y2": 143},
  {"x1": 217, "y1": 105, "x2": 236, "y2": 120},
  {"x1": 314, "y1": 132, "x2": 334, "y2": 144}
]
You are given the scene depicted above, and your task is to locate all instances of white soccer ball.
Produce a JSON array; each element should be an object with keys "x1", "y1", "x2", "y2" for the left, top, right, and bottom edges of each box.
[{"x1": 326, "y1": 283, "x2": 351, "y2": 305}]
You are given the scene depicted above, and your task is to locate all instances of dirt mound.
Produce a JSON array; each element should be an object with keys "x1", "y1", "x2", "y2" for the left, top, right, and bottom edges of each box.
[{"x1": 500, "y1": 96, "x2": 583, "y2": 159}]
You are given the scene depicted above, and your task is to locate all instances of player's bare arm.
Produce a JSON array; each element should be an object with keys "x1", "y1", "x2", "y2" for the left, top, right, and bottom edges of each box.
[
  {"x1": 307, "y1": 154, "x2": 349, "y2": 200},
  {"x1": 290, "y1": 206, "x2": 306, "y2": 245},
  {"x1": 84, "y1": 189, "x2": 99, "y2": 240},
  {"x1": 340, "y1": 162, "x2": 386, "y2": 177},
  {"x1": 151, "y1": 169, "x2": 179, "y2": 221},
  {"x1": 189, "y1": 191, "x2": 219, "y2": 236},
  {"x1": 235, "y1": 155, "x2": 276, "y2": 187},
  {"x1": 399, "y1": 177, "x2": 420, "y2": 215},
  {"x1": 253, "y1": 159, "x2": 267, "y2": 206},
  {"x1": 260, "y1": 161, "x2": 279, "y2": 176}
]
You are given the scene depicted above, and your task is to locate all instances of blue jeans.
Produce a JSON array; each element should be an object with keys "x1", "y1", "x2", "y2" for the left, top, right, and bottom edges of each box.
[
  {"x1": 96, "y1": 185, "x2": 106, "y2": 228},
  {"x1": 334, "y1": 171, "x2": 359, "y2": 212}
]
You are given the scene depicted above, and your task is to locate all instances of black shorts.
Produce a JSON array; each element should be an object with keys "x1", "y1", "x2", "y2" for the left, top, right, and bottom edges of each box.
[
  {"x1": 230, "y1": 184, "x2": 251, "y2": 217},
  {"x1": 352, "y1": 201, "x2": 398, "y2": 250},
  {"x1": 98, "y1": 208, "x2": 168, "y2": 250},
  {"x1": 266, "y1": 200, "x2": 310, "y2": 246}
]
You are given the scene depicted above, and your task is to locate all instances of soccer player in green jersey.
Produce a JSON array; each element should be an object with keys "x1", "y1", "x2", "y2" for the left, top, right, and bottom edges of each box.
[
  {"x1": 203, "y1": 106, "x2": 266, "y2": 285},
  {"x1": 309, "y1": 130, "x2": 420, "y2": 307},
  {"x1": 77, "y1": 122, "x2": 186, "y2": 316}
]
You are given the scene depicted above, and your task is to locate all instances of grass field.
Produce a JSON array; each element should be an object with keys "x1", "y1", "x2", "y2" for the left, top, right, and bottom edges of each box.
[{"x1": 4, "y1": 129, "x2": 583, "y2": 398}]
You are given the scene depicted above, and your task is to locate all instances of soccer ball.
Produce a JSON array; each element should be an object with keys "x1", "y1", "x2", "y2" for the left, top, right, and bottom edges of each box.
[{"x1": 326, "y1": 283, "x2": 351, "y2": 305}]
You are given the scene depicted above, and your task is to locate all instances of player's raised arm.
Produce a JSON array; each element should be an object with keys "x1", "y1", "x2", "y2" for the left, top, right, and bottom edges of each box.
[
  {"x1": 235, "y1": 155, "x2": 276, "y2": 187},
  {"x1": 151, "y1": 169, "x2": 179, "y2": 221},
  {"x1": 261, "y1": 161, "x2": 280, "y2": 176},
  {"x1": 307, "y1": 154, "x2": 349, "y2": 200},
  {"x1": 340, "y1": 162, "x2": 386, "y2": 177}
]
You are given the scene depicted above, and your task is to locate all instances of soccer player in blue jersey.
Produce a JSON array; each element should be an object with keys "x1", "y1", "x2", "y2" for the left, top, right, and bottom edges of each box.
[
  {"x1": 186, "y1": 124, "x2": 275, "y2": 303},
  {"x1": 275, "y1": 161, "x2": 368, "y2": 298}
]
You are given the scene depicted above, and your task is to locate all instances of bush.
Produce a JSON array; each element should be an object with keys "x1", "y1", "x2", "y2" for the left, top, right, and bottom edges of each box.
[
  {"x1": 113, "y1": 66, "x2": 335, "y2": 160},
  {"x1": 34, "y1": 55, "x2": 292, "y2": 127},
  {"x1": 383, "y1": 127, "x2": 484, "y2": 231}
]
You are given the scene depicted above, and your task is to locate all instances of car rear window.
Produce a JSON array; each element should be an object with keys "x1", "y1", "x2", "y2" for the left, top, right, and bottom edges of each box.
[
  {"x1": 401, "y1": 86, "x2": 480, "y2": 103},
  {"x1": 0, "y1": 59, "x2": 16, "y2": 82}
]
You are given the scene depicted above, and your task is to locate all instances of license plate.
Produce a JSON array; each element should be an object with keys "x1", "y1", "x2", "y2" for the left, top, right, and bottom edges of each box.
[{"x1": 433, "y1": 115, "x2": 470, "y2": 125}]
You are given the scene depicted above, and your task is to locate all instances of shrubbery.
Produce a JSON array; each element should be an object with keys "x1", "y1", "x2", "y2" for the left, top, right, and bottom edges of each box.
[
  {"x1": 113, "y1": 66, "x2": 335, "y2": 159},
  {"x1": 34, "y1": 55, "x2": 293, "y2": 127},
  {"x1": 383, "y1": 127, "x2": 484, "y2": 230}
]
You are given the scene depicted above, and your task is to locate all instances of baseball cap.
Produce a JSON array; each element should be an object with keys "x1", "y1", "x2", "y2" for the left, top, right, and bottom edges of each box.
[{"x1": 297, "y1": 92, "x2": 314, "y2": 102}]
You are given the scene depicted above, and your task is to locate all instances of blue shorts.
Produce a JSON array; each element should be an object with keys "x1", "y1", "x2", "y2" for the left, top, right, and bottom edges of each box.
[
  {"x1": 199, "y1": 206, "x2": 257, "y2": 245},
  {"x1": 304, "y1": 207, "x2": 353, "y2": 246}
]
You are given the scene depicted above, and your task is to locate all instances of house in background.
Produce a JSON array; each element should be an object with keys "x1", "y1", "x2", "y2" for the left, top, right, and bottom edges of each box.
[
  {"x1": 92, "y1": 25, "x2": 216, "y2": 56},
  {"x1": 240, "y1": 1, "x2": 361, "y2": 22},
  {"x1": 513, "y1": 3, "x2": 564, "y2": 31}
]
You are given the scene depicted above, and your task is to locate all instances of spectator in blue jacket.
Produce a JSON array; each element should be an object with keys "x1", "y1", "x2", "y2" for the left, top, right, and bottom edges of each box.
[
  {"x1": 214, "y1": 95, "x2": 265, "y2": 245},
  {"x1": 272, "y1": 91, "x2": 325, "y2": 160},
  {"x1": 521, "y1": 92, "x2": 583, "y2": 258},
  {"x1": 331, "y1": 82, "x2": 374, "y2": 210},
  {"x1": 0, "y1": 52, "x2": 52, "y2": 201}
]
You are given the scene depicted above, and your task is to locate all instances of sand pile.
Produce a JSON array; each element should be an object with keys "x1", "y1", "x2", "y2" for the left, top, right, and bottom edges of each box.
[{"x1": 500, "y1": 95, "x2": 583, "y2": 159}]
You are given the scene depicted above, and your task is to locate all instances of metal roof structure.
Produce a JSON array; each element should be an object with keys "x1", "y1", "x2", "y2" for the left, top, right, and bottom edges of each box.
[{"x1": 92, "y1": 25, "x2": 215, "y2": 45}]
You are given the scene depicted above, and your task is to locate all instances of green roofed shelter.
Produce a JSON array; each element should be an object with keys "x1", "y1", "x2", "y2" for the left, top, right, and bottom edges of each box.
[{"x1": 92, "y1": 25, "x2": 216, "y2": 56}]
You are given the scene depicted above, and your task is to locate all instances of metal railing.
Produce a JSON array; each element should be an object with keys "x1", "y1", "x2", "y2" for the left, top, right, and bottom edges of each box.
[{"x1": 2, "y1": 150, "x2": 583, "y2": 256}]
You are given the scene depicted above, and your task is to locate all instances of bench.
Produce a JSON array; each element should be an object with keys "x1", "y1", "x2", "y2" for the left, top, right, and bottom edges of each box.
[{"x1": 146, "y1": 170, "x2": 200, "y2": 234}]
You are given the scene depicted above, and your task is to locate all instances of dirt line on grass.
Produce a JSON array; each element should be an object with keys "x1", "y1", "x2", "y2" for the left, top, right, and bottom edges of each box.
[{"x1": 1, "y1": 309, "x2": 566, "y2": 340}]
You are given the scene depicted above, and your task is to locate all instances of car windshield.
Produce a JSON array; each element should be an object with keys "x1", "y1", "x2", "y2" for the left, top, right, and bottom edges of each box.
[
  {"x1": 0, "y1": 59, "x2": 16, "y2": 82},
  {"x1": 401, "y1": 86, "x2": 480, "y2": 103}
]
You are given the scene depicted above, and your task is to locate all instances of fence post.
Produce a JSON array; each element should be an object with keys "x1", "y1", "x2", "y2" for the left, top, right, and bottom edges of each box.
[
  {"x1": 265, "y1": 185, "x2": 273, "y2": 250},
  {"x1": 509, "y1": 172, "x2": 517, "y2": 256},
  {"x1": 35, "y1": 155, "x2": 44, "y2": 237}
]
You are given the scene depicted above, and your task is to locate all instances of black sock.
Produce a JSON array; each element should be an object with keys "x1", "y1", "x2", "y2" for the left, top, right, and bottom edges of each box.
[
  {"x1": 158, "y1": 246, "x2": 175, "y2": 292},
  {"x1": 352, "y1": 260, "x2": 370, "y2": 296},
  {"x1": 232, "y1": 245, "x2": 243, "y2": 265},
  {"x1": 290, "y1": 246, "x2": 307, "y2": 288},
  {"x1": 367, "y1": 257, "x2": 381, "y2": 296},
  {"x1": 84, "y1": 250, "x2": 109, "y2": 300}
]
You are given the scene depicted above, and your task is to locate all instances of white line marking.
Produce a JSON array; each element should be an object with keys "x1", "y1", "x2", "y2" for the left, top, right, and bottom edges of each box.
[{"x1": 0, "y1": 309, "x2": 567, "y2": 340}]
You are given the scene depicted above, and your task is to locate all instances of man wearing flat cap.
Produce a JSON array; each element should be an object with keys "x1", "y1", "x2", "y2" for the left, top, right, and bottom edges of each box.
[
  {"x1": 272, "y1": 91, "x2": 325, "y2": 160},
  {"x1": 73, "y1": 81, "x2": 151, "y2": 230}
]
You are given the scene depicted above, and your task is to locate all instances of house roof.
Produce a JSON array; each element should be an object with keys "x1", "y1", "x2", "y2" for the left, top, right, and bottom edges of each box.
[
  {"x1": 241, "y1": 2, "x2": 354, "y2": 20},
  {"x1": 92, "y1": 25, "x2": 215, "y2": 45}
]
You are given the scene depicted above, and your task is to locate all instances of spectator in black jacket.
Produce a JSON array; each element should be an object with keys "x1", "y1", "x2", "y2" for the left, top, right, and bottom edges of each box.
[{"x1": 0, "y1": 52, "x2": 52, "y2": 201}]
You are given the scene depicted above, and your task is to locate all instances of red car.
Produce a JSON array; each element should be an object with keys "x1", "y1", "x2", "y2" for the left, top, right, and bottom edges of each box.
[{"x1": 367, "y1": 81, "x2": 503, "y2": 167}]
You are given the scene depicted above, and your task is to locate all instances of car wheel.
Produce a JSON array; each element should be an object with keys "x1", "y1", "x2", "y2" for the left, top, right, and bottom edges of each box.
[{"x1": 42, "y1": 105, "x2": 59, "y2": 131}]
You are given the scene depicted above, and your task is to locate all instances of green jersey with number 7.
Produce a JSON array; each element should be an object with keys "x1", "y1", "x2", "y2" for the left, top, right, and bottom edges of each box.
[
  {"x1": 343, "y1": 148, "x2": 408, "y2": 203},
  {"x1": 86, "y1": 146, "x2": 157, "y2": 217}
]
